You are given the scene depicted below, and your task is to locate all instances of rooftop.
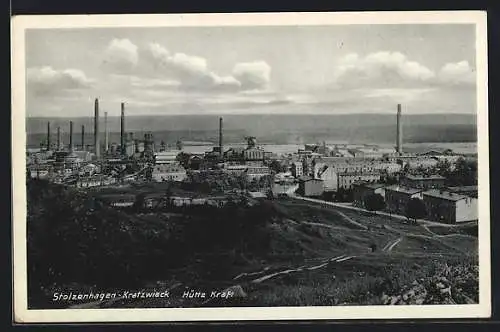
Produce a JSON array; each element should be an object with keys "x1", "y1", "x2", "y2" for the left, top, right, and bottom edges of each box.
[
  {"x1": 298, "y1": 175, "x2": 323, "y2": 182},
  {"x1": 338, "y1": 171, "x2": 380, "y2": 176},
  {"x1": 405, "y1": 174, "x2": 446, "y2": 181},
  {"x1": 447, "y1": 185, "x2": 478, "y2": 192},
  {"x1": 364, "y1": 182, "x2": 386, "y2": 189},
  {"x1": 418, "y1": 150, "x2": 444, "y2": 156},
  {"x1": 385, "y1": 185, "x2": 424, "y2": 195},
  {"x1": 423, "y1": 189, "x2": 470, "y2": 201}
]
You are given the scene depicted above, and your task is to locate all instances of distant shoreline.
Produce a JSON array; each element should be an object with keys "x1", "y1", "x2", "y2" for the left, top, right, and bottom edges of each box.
[{"x1": 25, "y1": 112, "x2": 478, "y2": 119}]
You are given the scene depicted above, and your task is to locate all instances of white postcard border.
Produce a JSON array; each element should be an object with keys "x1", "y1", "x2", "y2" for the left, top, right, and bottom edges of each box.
[{"x1": 11, "y1": 11, "x2": 490, "y2": 323}]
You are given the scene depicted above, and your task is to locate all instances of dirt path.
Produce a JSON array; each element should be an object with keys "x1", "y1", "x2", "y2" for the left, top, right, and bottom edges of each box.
[
  {"x1": 422, "y1": 225, "x2": 474, "y2": 240},
  {"x1": 233, "y1": 267, "x2": 272, "y2": 281},
  {"x1": 333, "y1": 210, "x2": 369, "y2": 230},
  {"x1": 291, "y1": 196, "x2": 477, "y2": 229},
  {"x1": 302, "y1": 221, "x2": 344, "y2": 230},
  {"x1": 384, "y1": 237, "x2": 403, "y2": 252},
  {"x1": 249, "y1": 254, "x2": 355, "y2": 284}
]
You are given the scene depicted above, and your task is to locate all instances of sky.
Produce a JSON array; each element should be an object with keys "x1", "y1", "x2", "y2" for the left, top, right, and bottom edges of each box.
[{"x1": 25, "y1": 24, "x2": 477, "y2": 117}]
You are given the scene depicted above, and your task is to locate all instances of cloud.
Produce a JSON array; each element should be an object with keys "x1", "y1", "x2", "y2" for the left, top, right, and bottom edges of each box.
[
  {"x1": 438, "y1": 60, "x2": 475, "y2": 86},
  {"x1": 102, "y1": 38, "x2": 139, "y2": 73},
  {"x1": 232, "y1": 61, "x2": 271, "y2": 90},
  {"x1": 145, "y1": 43, "x2": 270, "y2": 92},
  {"x1": 27, "y1": 66, "x2": 93, "y2": 96},
  {"x1": 334, "y1": 51, "x2": 435, "y2": 88}
]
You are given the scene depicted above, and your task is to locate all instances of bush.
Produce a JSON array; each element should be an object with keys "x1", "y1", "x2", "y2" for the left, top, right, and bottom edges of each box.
[{"x1": 27, "y1": 180, "x2": 283, "y2": 307}]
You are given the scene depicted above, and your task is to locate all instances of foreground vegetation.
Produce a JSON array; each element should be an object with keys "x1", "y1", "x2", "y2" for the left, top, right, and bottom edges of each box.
[
  {"x1": 244, "y1": 255, "x2": 478, "y2": 306},
  {"x1": 27, "y1": 179, "x2": 479, "y2": 308}
]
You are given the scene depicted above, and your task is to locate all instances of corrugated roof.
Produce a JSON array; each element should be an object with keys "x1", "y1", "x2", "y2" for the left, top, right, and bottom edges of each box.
[{"x1": 423, "y1": 189, "x2": 469, "y2": 201}]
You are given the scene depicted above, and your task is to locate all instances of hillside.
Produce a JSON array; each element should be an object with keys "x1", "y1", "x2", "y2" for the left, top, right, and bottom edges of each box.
[
  {"x1": 26, "y1": 180, "x2": 478, "y2": 309},
  {"x1": 26, "y1": 113, "x2": 477, "y2": 147}
]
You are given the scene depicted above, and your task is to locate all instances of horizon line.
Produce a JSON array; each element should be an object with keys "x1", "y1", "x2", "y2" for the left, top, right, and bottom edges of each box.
[{"x1": 26, "y1": 112, "x2": 478, "y2": 119}]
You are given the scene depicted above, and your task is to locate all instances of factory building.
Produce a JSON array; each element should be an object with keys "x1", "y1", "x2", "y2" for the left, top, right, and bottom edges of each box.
[
  {"x1": 222, "y1": 164, "x2": 271, "y2": 180},
  {"x1": 348, "y1": 147, "x2": 397, "y2": 159},
  {"x1": 337, "y1": 171, "x2": 381, "y2": 190},
  {"x1": 314, "y1": 161, "x2": 375, "y2": 191},
  {"x1": 152, "y1": 163, "x2": 187, "y2": 182},
  {"x1": 246, "y1": 165, "x2": 271, "y2": 180},
  {"x1": 401, "y1": 174, "x2": 446, "y2": 190},
  {"x1": 406, "y1": 157, "x2": 440, "y2": 170},
  {"x1": 76, "y1": 175, "x2": 117, "y2": 188},
  {"x1": 447, "y1": 186, "x2": 478, "y2": 198},
  {"x1": 154, "y1": 151, "x2": 179, "y2": 165},
  {"x1": 243, "y1": 147, "x2": 265, "y2": 161},
  {"x1": 352, "y1": 182, "x2": 386, "y2": 208},
  {"x1": 224, "y1": 147, "x2": 246, "y2": 161},
  {"x1": 313, "y1": 157, "x2": 403, "y2": 192},
  {"x1": 298, "y1": 176, "x2": 324, "y2": 197},
  {"x1": 384, "y1": 185, "x2": 424, "y2": 215},
  {"x1": 422, "y1": 189, "x2": 478, "y2": 224}
]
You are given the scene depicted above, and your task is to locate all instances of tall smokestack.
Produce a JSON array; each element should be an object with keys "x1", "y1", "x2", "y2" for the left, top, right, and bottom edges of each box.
[
  {"x1": 94, "y1": 98, "x2": 100, "y2": 158},
  {"x1": 396, "y1": 103, "x2": 403, "y2": 155},
  {"x1": 57, "y1": 126, "x2": 61, "y2": 151},
  {"x1": 81, "y1": 125, "x2": 85, "y2": 151},
  {"x1": 46, "y1": 122, "x2": 51, "y2": 151},
  {"x1": 120, "y1": 102, "x2": 125, "y2": 155},
  {"x1": 219, "y1": 117, "x2": 223, "y2": 158},
  {"x1": 104, "y1": 111, "x2": 109, "y2": 152},
  {"x1": 69, "y1": 121, "x2": 74, "y2": 152}
]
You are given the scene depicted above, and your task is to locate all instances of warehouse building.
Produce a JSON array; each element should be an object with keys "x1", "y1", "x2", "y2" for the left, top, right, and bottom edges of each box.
[
  {"x1": 353, "y1": 182, "x2": 386, "y2": 208},
  {"x1": 298, "y1": 176, "x2": 324, "y2": 197},
  {"x1": 401, "y1": 174, "x2": 446, "y2": 190},
  {"x1": 385, "y1": 185, "x2": 424, "y2": 215},
  {"x1": 422, "y1": 189, "x2": 478, "y2": 224}
]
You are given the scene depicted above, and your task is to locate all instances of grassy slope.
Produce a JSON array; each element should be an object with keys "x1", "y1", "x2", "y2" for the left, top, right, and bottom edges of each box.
[{"x1": 27, "y1": 181, "x2": 479, "y2": 308}]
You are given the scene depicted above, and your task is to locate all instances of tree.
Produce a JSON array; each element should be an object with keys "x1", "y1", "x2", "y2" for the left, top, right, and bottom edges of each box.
[
  {"x1": 406, "y1": 197, "x2": 427, "y2": 223},
  {"x1": 364, "y1": 193, "x2": 385, "y2": 213},
  {"x1": 436, "y1": 159, "x2": 452, "y2": 177},
  {"x1": 443, "y1": 148, "x2": 454, "y2": 155},
  {"x1": 269, "y1": 160, "x2": 286, "y2": 174},
  {"x1": 451, "y1": 157, "x2": 477, "y2": 186}
]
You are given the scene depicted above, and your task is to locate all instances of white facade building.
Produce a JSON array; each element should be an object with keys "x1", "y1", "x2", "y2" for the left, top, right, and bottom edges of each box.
[
  {"x1": 154, "y1": 151, "x2": 179, "y2": 165},
  {"x1": 152, "y1": 163, "x2": 187, "y2": 182}
]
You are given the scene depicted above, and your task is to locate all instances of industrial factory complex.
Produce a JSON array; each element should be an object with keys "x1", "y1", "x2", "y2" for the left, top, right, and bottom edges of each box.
[{"x1": 26, "y1": 100, "x2": 478, "y2": 224}]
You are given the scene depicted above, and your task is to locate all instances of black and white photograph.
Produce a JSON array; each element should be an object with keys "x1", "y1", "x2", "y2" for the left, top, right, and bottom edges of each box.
[{"x1": 11, "y1": 11, "x2": 490, "y2": 322}]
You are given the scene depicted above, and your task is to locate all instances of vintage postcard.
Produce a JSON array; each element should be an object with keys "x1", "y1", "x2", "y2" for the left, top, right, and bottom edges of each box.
[{"x1": 11, "y1": 11, "x2": 490, "y2": 323}]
